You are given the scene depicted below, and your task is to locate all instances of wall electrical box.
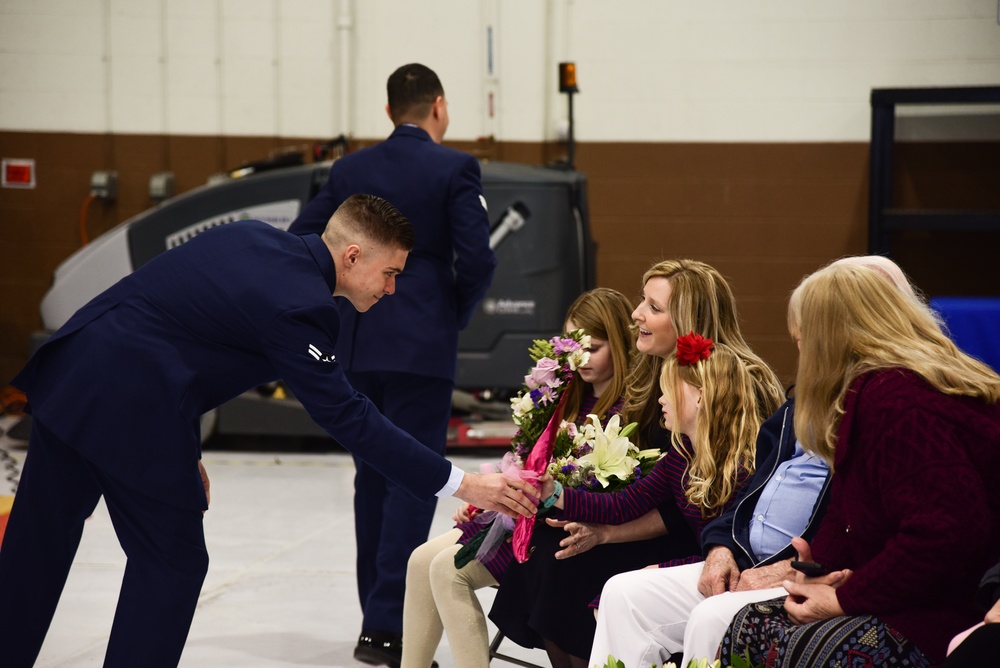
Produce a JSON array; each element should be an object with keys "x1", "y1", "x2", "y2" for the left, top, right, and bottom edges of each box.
[
  {"x1": 90, "y1": 170, "x2": 118, "y2": 200},
  {"x1": 149, "y1": 171, "x2": 174, "y2": 201}
]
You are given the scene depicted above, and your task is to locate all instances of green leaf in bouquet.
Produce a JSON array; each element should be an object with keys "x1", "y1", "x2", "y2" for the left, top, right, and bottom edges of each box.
[
  {"x1": 727, "y1": 649, "x2": 763, "y2": 668},
  {"x1": 527, "y1": 338, "x2": 556, "y2": 362},
  {"x1": 619, "y1": 420, "x2": 640, "y2": 439},
  {"x1": 453, "y1": 520, "x2": 494, "y2": 569},
  {"x1": 595, "y1": 655, "x2": 625, "y2": 668},
  {"x1": 550, "y1": 426, "x2": 575, "y2": 460},
  {"x1": 597, "y1": 652, "x2": 760, "y2": 668},
  {"x1": 684, "y1": 659, "x2": 721, "y2": 668}
]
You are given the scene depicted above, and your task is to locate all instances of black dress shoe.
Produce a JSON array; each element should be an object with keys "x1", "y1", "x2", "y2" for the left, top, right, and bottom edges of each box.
[
  {"x1": 353, "y1": 631, "x2": 437, "y2": 668},
  {"x1": 354, "y1": 631, "x2": 401, "y2": 668}
]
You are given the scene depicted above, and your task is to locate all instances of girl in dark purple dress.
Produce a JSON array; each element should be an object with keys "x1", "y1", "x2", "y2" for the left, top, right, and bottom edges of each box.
[{"x1": 401, "y1": 287, "x2": 635, "y2": 668}]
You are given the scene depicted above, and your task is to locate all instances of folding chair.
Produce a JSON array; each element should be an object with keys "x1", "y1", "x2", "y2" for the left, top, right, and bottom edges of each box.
[
  {"x1": 488, "y1": 628, "x2": 545, "y2": 668},
  {"x1": 487, "y1": 586, "x2": 544, "y2": 668}
]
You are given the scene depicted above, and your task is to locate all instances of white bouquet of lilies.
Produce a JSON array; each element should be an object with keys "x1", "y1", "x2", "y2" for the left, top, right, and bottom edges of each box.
[{"x1": 548, "y1": 413, "x2": 661, "y2": 494}]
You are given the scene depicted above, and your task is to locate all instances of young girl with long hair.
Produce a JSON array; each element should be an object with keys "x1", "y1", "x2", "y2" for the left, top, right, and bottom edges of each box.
[
  {"x1": 495, "y1": 337, "x2": 774, "y2": 668},
  {"x1": 540, "y1": 335, "x2": 769, "y2": 522},
  {"x1": 662, "y1": 336, "x2": 764, "y2": 519},
  {"x1": 400, "y1": 287, "x2": 635, "y2": 668}
]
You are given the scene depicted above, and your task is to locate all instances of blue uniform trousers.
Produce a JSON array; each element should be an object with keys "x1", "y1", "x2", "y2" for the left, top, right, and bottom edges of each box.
[
  {"x1": 348, "y1": 371, "x2": 452, "y2": 635},
  {"x1": 0, "y1": 420, "x2": 209, "y2": 667}
]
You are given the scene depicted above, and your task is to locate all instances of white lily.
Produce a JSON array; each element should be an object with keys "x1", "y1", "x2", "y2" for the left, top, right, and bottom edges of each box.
[
  {"x1": 567, "y1": 348, "x2": 590, "y2": 371},
  {"x1": 577, "y1": 414, "x2": 640, "y2": 487},
  {"x1": 637, "y1": 447, "x2": 664, "y2": 461},
  {"x1": 510, "y1": 393, "x2": 535, "y2": 420}
]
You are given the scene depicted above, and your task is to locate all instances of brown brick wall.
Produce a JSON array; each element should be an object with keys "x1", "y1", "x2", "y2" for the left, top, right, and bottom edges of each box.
[{"x1": 3, "y1": 131, "x2": 998, "y2": 387}]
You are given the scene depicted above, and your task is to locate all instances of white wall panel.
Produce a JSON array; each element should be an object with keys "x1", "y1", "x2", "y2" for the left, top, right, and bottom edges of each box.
[
  {"x1": 350, "y1": 0, "x2": 485, "y2": 140},
  {"x1": 218, "y1": 1, "x2": 276, "y2": 135},
  {"x1": 165, "y1": 91, "x2": 221, "y2": 135},
  {"x1": 0, "y1": 11, "x2": 102, "y2": 55},
  {"x1": 222, "y1": 59, "x2": 277, "y2": 135},
  {"x1": 561, "y1": 1, "x2": 1000, "y2": 140},
  {"x1": 491, "y1": 0, "x2": 548, "y2": 141},
  {"x1": 1, "y1": 0, "x2": 998, "y2": 141},
  {"x1": 0, "y1": 6, "x2": 106, "y2": 130},
  {"x1": 164, "y1": 6, "x2": 219, "y2": 135},
  {"x1": 0, "y1": 48, "x2": 106, "y2": 132},
  {"x1": 221, "y1": 0, "x2": 272, "y2": 21},
  {"x1": 276, "y1": 2, "x2": 337, "y2": 138},
  {"x1": 0, "y1": 89, "x2": 107, "y2": 134},
  {"x1": 0, "y1": 53, "x2": 104, "y2": 95},
  {"x1": 166, "y1": 15, "x2": 216, "y2": 54},
  {"x1": 110, "y1": 55, "x2": 164, "y2": 133}
]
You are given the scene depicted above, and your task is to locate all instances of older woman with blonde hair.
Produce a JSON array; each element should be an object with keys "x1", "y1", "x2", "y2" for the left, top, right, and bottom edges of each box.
[{"x1": 720, "y1": 262, "x2": 1000, "y2": 667}]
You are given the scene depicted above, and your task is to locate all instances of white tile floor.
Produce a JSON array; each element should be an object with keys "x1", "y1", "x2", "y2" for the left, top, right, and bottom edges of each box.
[{"x1": 0, "y1": 417, "x2": 548, "y2": 668}]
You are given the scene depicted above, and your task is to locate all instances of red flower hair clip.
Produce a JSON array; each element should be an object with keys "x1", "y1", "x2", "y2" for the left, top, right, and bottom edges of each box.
[{"x1": 676, "y1": 331, "x2": 714, "y2": 366}]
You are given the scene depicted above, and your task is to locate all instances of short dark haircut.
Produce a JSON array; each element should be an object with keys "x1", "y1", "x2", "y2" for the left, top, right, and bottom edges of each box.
[
  {"x1": 387, "y1": 63, "x2": 444, "y2": 123},
  {"x1": 330, "y1": 194, "x2": 415, "y2": 251}
]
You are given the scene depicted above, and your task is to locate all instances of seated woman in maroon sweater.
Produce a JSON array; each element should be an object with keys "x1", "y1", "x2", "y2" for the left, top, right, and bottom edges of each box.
[{"x1": 720, "y1": 261, "x2": 1000, "y2": 667}]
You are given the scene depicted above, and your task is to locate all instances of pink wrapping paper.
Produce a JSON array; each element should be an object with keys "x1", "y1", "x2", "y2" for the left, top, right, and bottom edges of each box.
[{"x1": 512, "y1": 389, "x2": 570, "y2": 562}]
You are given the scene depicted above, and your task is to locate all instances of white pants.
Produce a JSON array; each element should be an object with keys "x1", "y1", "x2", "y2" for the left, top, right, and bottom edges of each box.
[
  {"x1": 588, "y1": 562, "x2": 787, "y2": 668},
  {"x1": 401, "y1": 528, "x2": 498, "y2": 668}
]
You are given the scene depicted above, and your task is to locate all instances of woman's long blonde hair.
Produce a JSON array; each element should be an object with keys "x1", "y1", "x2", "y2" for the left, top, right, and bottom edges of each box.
[
  {"x1": 791, "y1": 263, "x2": 1000, "y2": 466},
  {"x1": 561, "y1": 287, "x2": 636, "y2": 424},
  {"x1": 661, "y1": 343, "x2": 764, "y2": 517},
  {"x1": 622, "y1": 259, "x2": 784, "y2": 447}
]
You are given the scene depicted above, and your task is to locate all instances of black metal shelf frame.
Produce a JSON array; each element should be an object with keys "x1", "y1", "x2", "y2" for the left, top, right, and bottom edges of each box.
[{"x1": 868, "y1": 85, "x2": 1000, "y2": 255}]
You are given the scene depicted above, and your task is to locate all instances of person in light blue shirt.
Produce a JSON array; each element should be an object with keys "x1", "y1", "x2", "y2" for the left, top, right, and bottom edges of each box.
[{"x1": 747, "y1": 440, "x2": 828, "y2": 560}]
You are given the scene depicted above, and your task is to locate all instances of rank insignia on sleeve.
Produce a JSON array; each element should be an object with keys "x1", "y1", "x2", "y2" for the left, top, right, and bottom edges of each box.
[{"x1": 308, "y1": 343, "x2": 336, "y2": 363}]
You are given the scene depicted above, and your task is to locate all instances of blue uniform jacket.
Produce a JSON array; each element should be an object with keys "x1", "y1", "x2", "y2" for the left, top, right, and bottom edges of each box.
[
  {"x1": 698, "y1": 397, "x2": 832, "y2": 570},
  {"x1": 11, "y1": 222, "x2": 452, "y2": 510},
  {"x1": 288, "y1": 125, "x2": 496, "y2": 381}
]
